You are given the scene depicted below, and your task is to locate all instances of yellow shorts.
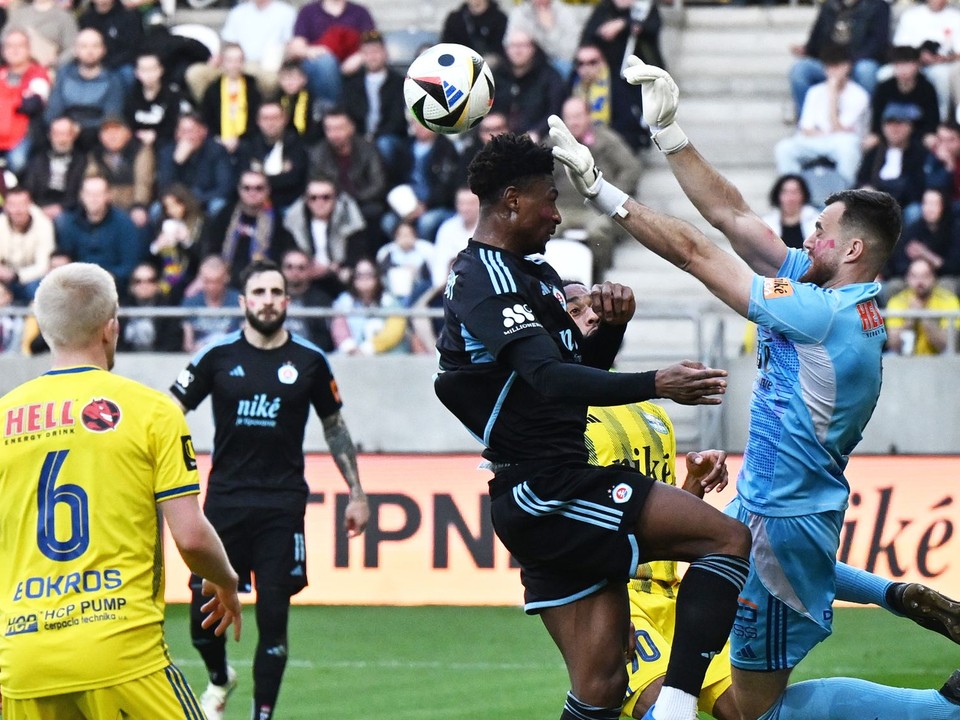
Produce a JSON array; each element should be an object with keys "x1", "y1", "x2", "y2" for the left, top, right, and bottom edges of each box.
[
  {"x1": 622, "y1": 590, "x2": 733, "y2": 718},
  {"x1": 2, "y1": 664, "x2": 204, "y2": 720}
]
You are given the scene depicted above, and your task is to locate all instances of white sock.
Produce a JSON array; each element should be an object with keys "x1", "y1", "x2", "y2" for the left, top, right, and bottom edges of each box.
[{"x1": 653, "y1": 686, "x2": 698, "y2": 720}]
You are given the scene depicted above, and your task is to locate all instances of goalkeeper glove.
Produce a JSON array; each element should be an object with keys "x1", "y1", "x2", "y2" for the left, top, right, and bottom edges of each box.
[
  {"x1": 622, "y1": 56, "x2": 689, "y2": 155},
  {"x1": 547, "y1": 115, "x2": 629, "y2": 218}
]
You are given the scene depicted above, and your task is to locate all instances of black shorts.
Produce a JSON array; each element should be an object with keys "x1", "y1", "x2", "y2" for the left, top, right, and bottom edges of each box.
[
  {"x1": 196, "y1": 504, "x2": 308, "y2": 596},
  {"x1": 489, "y1": 460, "x2": 653, "y2": 614}
]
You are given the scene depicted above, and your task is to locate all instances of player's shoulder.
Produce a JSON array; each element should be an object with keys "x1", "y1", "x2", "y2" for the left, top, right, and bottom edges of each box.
[
  {"x1": 453, "y1": 242, "x2": 530, "y2": 297},
  {"x1": 107, "y1": 373, "x2": 185, "y2": 416},
  {"x1": 188, "y1": 329, "x2": 245, "y2": 365},
  {"x1": 287, "y1": 332, "x2": 334, "y2": 365}
]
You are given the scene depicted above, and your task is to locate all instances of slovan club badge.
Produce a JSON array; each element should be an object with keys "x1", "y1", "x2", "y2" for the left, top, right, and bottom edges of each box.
[{"x1": 278, "y1": 363, "x2": 298, "y2": 384}]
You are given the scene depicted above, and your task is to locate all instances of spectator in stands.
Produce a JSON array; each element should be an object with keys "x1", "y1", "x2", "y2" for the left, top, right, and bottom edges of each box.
[
  {"x1": 280, "y1": 247, "x2": 334, "y2": 350},
  {"x1": 202, "y1": 169, "x2": 295, "y2": 288},
  {"x1": 86, "y1": 115, "x2": 155, "y2": 227},
  {"x1": 341, "y1": 30, "x2": 407, "y2": 186},
  {"x1": 456, "y1": 110, "x2": 508, "y2": 172},
  {"x1": 775, "y1": 46, "x2": 870, "y2": 187},
  {"x1": 440, "y1": 0, "x2": 508, "y2": 72},
  {"x1": 883, "y1": 187, "x2": 960, "y2": 291},
  {"x1": 892, "y1": 0, "x2": 960, "y2": 123},
  {"x1": 277, "y1": 60, "x2": 322, "y2": 144},
  {"x1": 430, "y1": 185, "x2": 478, "y2": 288},
  {"x1": 286, "y1": 0, "x2": 376, "y2": 106},
  {"x1": 77, "y1": 0, "x2": 143, "y2": 89},
  {"x1": 236, "y1": 101, "x2": 308, "y2": 211},
  {"x1": 199, "y1": 43, "x2": 261, "y2": 156},
  {"x1": 867, "y1": 45, "x2": 940, "y2": 152},
  {"x1": 505, "y1": 0, "x2": 582, "y2": 78},
  {"x1": 549, "y1": 95, "x2": 641, "y2": 277},
  {"x1": 0, "y1": 30, "x2": 50, "y2": 174},
  {"x1": 2, "y1": 0, "x2": 77, "y2": 70},
  {"x1": 118, "y1": 260, "x2": 184, "y2": 351},
  {"x1": 45, "y1": 29, "x2": 125, "y2": 147},
  {"x1": 20, "y1": 116, "x2": 86, "y2": 220},
  {"x1": 924, "y1": 121, "x2": 960, "y2": 208},
  {"x1": 308, "y1": 107, "x2": 387, "y2": 248},
  {"x1": 138, "y1": 22, "x2": 212, "y2": 90},
  {"x1": 384, "y1": 117, "x2": 462, "y2": 243},
  {"x1": 761, "y1": 174, "x2": 819, "y2": 250},
  {"x1": 856, "y1": 102, "x2": 928, "y2": 224},
  {"x1": 183, "y1": 0, "x2": 295, "y2": 101},
  {"x1": 580, "y1": 0, "x2": 661, "y2": 151},
  {"x1": 886, "y1": 257, "x2": 960, "y2": 354},
  {"x1": 180, "y1": 254, "x2": 241, "y2": 352},
  {"x1": 0, "y1": 279, "x2": 24, "y2": 354},
  {"x1": 157, "y1": 112, "x2": 235, "y2": 216},
  {"x1": 788, "y1": 0, "x2": 890, "y2": 114},
  {"x1": 282, "y1": 176, "x2": 367, "y2": 297},
  {"x1": 150, "y1": 184, "x2": 204, "y2": 303},
  {"x1": 125, "y1": 52, "x2": 191, "y2": 154},
  {"x1": 0, "y1": 187, "x2": 54, "y2": 301},
  {"x1": 331, "y1": 257, "x2": 408, "y2": 355},
  {"x1": 491, "y1": 30, "x2": 564, "y2": 142},
  {"x1": 54, "y1": 175, "x2": 143, "y2": 290},
  {"x1": 376, "y1": 220, "x2": 433, "y2": 305},
  {"x1": 568, "y1": 43, "x2": 613, "y2": 129}
]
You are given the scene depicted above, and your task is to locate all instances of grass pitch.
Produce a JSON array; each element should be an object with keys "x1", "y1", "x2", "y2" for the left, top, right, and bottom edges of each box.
[{"x1": 164, "y1": 604, "x2": 960, "y2": 719}]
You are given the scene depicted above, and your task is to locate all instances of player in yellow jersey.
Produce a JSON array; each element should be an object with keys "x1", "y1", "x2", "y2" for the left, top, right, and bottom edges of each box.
[
  {"x1": 0, "y1": 262, "x2": 242, "y2": 719},
  {"x1": 564, "y1": 280, "x2": 736, "y2": 720}
]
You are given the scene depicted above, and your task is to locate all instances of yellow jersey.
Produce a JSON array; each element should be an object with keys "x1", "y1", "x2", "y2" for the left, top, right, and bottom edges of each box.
[
  {"x1": 0, "y1": 365, "x2": 200, "y2": 698},
  {"x1": 886, "y1": 286, "x2": 960, "y2": 355},
  {"x1": 584, "y1": 401, "x2": 680, "y2": 598}
]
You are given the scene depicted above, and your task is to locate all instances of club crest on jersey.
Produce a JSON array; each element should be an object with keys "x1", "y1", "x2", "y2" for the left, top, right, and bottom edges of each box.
[
  {"x1": 278, "y1": 363, "x2": 298, "y2": 384},
  {"x1": 610, "y1": 483, "x2": 632, "y2": 504},
  {"x1": 80, "y1": 398, "x2": 121, "y2": 432}
]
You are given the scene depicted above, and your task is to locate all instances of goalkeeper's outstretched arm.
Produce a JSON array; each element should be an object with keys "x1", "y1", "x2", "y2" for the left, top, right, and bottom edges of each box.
[{"x1": 622, "y1": 56, "x2": 790, "y2": 277}]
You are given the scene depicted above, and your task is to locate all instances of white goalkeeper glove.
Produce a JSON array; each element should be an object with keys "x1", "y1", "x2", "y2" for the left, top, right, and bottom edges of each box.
[
  {"x1": 622, "y1": 55, "x2": 689, "y2": 155},
  {"x1": 547, "y1": 115, "x2": 629, "y2": 218}
]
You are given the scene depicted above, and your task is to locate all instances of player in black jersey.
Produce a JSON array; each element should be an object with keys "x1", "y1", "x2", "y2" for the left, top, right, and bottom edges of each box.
[
  {"x1": 435, "y1": 133, "x2": 752, "y2": 720},
  {"x1": 170, "y1": 259, "x2": 369, "y2": 720}
]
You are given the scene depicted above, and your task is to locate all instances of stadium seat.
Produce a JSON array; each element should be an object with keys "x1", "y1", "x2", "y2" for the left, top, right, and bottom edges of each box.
[
  {"x1": 543, "y1": 238, "x2": 593, "y2": 287},
  {"x1": 385, "y1": 29, "x2": 439, "y2": 74}
]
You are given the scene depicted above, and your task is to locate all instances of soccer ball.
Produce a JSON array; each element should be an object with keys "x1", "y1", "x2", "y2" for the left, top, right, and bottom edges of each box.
[{"x1": 404, "y1": 43, "x2": 495, "y2": 135}]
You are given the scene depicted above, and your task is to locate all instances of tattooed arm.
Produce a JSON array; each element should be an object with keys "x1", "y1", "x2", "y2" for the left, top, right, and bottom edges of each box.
[{"x1": 321, "y1": 410, "x2": 369, "y2": 537}]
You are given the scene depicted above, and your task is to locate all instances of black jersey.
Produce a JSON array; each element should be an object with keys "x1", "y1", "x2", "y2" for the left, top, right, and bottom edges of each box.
[
  {"x1": 435, "y1": 240, "x2": 589, "y2": 464},
  {"x1": 171, "y1": 330, "x2": 341, "y2": 512}
]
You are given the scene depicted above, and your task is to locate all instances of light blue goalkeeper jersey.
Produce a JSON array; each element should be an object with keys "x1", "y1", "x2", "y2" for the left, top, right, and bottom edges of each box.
[{"x1": 741, "y1": 248, "x2": 887, "y2": 517}]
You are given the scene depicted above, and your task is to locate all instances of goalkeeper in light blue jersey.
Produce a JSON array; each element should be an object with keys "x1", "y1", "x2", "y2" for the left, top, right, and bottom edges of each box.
[{"x1": 549, "y1": 57, "x2": 960, "y2": 720}]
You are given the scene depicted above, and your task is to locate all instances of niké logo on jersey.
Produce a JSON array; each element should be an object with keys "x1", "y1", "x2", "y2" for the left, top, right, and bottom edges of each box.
[{"x1": 236, "y1": 394, "x2": 281, "y2": 427}]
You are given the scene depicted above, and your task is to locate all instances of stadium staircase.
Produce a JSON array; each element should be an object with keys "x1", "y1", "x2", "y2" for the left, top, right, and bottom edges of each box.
[{"x1": 168, "y1": 0, "x2": 816, "y2": 447}]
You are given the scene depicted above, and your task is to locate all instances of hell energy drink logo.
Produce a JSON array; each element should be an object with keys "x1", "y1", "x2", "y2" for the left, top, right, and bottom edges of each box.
[{"x1": 80, "y1": 398, "x2": 122, "y2": 432}]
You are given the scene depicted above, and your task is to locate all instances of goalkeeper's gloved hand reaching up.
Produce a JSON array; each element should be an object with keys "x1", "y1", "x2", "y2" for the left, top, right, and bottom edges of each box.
[
  {"x1": 547, "y1": 115, "x2": 629, "y2": 218},
  {"x1": 621, "y1": 55, "x2": 689, "y2": 155}
]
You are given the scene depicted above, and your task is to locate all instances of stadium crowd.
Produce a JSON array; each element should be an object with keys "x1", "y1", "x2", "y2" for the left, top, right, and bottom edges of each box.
[{"x1": 0, "y1": 0, "x2": 957, "y2": 358}]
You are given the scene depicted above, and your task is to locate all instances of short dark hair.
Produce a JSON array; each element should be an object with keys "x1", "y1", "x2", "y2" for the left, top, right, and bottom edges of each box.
[
  {"x1": 467, "y1": 132, "x2": 554, "y2": 204},
  {"x1": 819, "y1": 43, "x2": 852, "y2": 67},
  {"x1": 769, "y1": 173, "x2": 811, "y2": 208},
  {"x1": 239, "y1": 259, "x2": 286, "y2": 294},
  {"x1": 825, "y1": 188, "x2": 902, "y2": 266}
]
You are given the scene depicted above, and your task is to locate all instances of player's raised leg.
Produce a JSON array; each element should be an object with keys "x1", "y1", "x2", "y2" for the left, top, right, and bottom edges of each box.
[{"x1": 633, "y1": 481, "x2": 751, "y2": 720}]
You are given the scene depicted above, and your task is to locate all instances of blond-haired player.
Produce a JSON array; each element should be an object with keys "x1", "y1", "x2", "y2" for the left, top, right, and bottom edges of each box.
[{"x1": 0, "y1": 262, "x2": 241, "y2": 718}]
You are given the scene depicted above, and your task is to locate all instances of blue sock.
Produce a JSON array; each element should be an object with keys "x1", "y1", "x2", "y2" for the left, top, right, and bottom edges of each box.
[
  {"x1": 760, "y1": 678, "x2": 960, "y2": 719},
  {"x1": 834, "y1": 562, "x2": 895, "y2": 611}
]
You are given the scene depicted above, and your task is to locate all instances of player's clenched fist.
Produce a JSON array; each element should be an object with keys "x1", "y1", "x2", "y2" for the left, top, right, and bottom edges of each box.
[{"x1": 590, "y1": 282, "x2": 636, "y2": 325}]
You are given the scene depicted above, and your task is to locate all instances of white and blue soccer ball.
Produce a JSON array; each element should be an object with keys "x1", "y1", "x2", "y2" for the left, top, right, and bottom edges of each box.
[{"x1": 404, "y1": 43, "x2": 495, "y2": 135}]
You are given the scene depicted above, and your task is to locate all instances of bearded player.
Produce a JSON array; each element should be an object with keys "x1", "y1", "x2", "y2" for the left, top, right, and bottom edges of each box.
[{"x1": 170, "y1": 259, "x2": 369, "y2": 720}]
